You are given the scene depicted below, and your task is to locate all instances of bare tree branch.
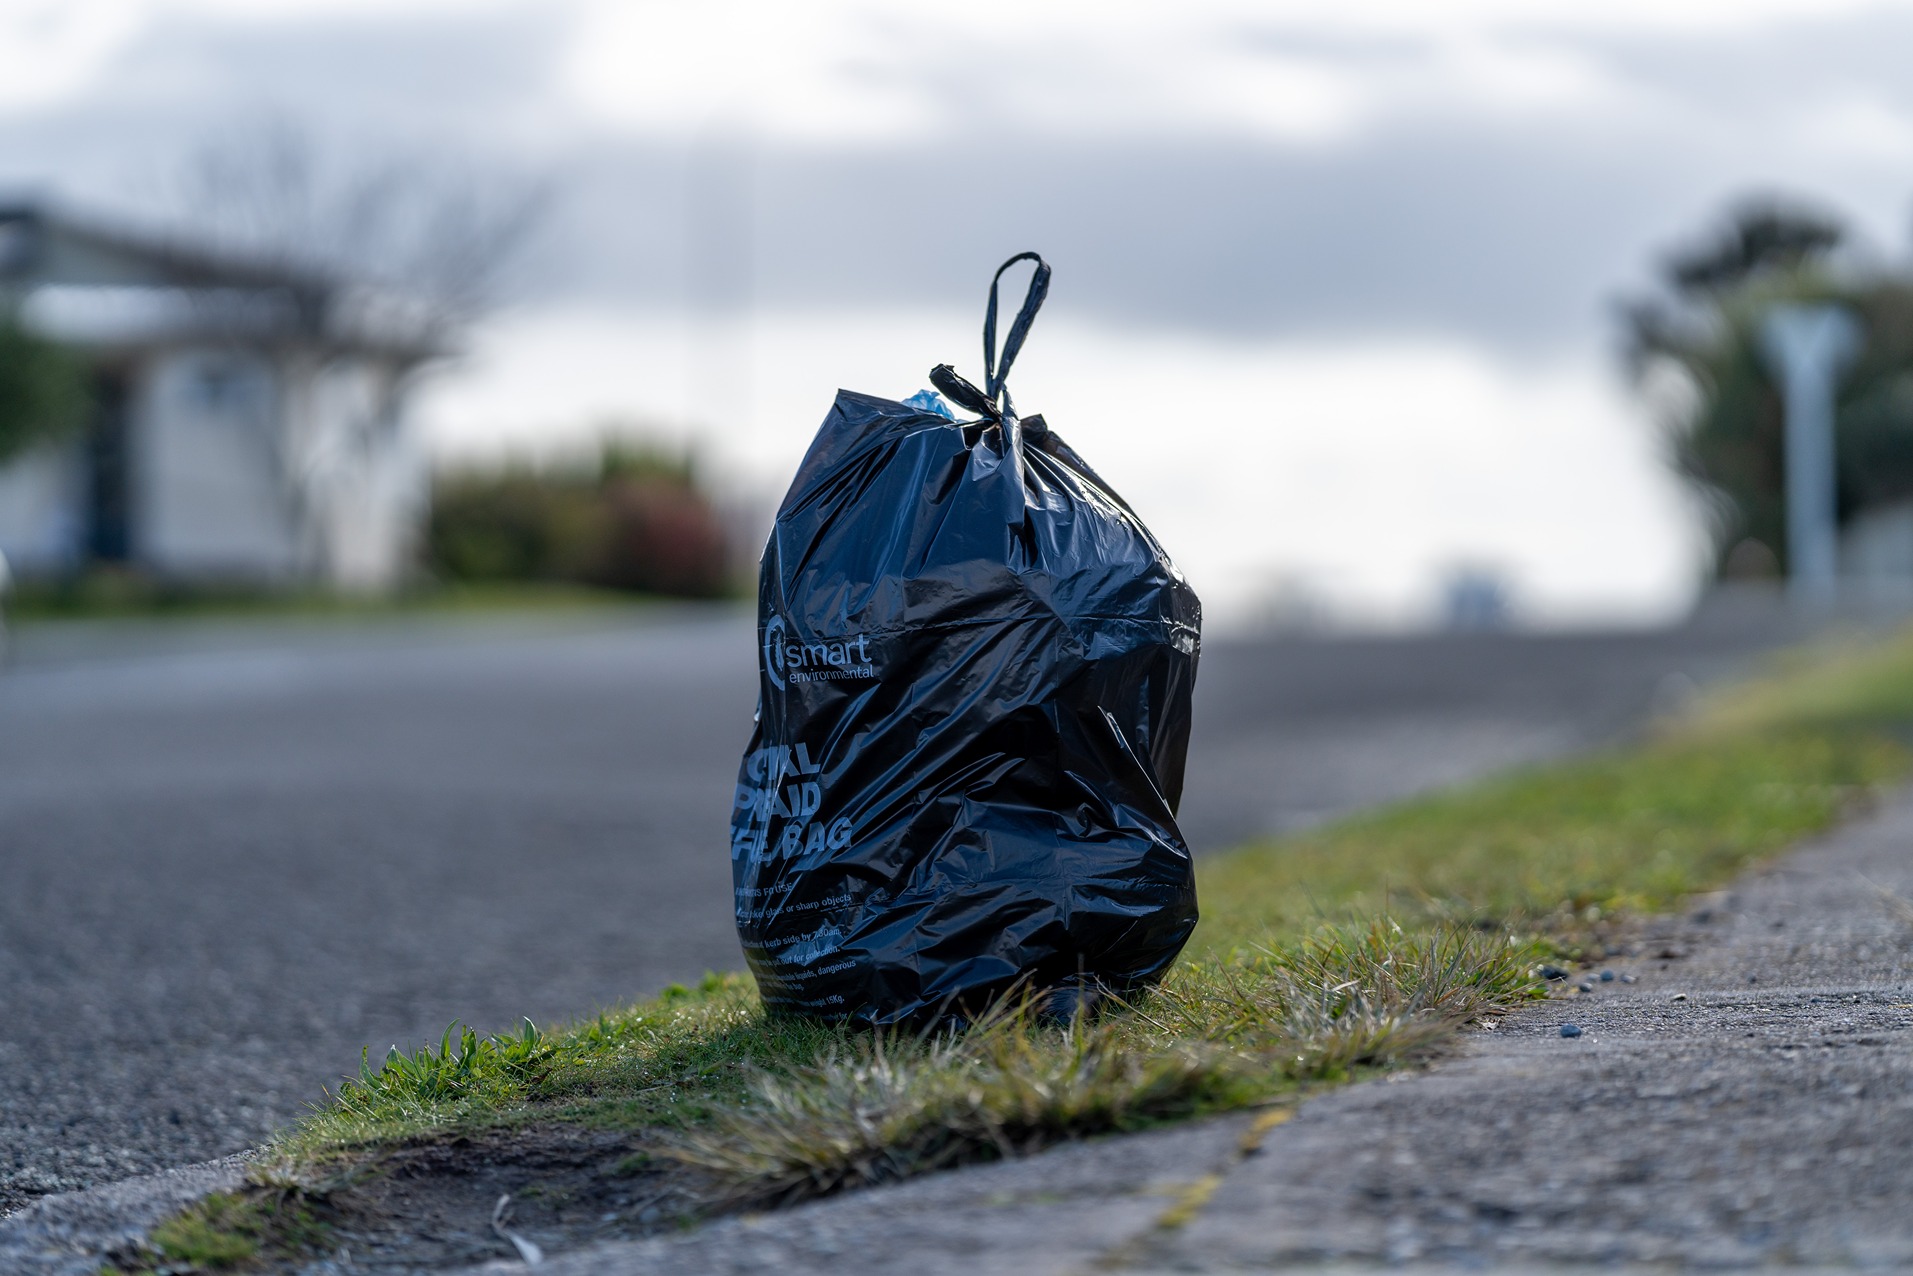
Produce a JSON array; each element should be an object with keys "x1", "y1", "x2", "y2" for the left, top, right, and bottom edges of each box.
[{"x1": 161, "y1": 115, "x2": 553, "y2": 340}]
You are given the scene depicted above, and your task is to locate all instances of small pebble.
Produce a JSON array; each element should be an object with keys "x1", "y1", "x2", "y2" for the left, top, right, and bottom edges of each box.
[
  {"x1": 1599, "y1": 970, "x2": 1615, "y2": 982},
  {"x1": 639, "y1": 1207, "x2": 664, "y2": 1225},
  {"x1": 1577, "y1": 981, "x2": 1594, "y2": 993},
  {"x1": 1671, "y1": 992, "x2": 1688, "y2": 1001},
  {"x1": 1560, "y1": 1023, "x2": 1583, "y2": 1038},
  {"x1": 1748, "y1": 974, "x2": 1759, "y2": 984},
  {"x1": 1621, "y1": 974, "x2": 1638, "y2": 984},
  {"x1": 1539, "y1": 965, "x2": 1569, "y2": 981}
]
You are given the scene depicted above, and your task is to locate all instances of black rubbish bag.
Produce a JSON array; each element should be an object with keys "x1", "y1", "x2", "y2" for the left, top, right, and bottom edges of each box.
[{"x1": 729, "y1": 252, "x2": 1201, "y2": 1025}]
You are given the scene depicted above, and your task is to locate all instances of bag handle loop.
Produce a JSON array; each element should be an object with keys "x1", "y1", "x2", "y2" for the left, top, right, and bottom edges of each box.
[
  {"x1": 929, "y1": 251, "x2": 1050, "y2": 422},
  {"x1": 984, "y1": 252, "x2": 1050, "y2": 403}
]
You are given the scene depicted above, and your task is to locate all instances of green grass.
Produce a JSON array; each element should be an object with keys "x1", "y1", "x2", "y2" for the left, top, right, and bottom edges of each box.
[
  {"x1": 134, "y1": 625, "x2": 1913, "y2": 1266},
  {"x1": 1697, "y1": 628, "x2": 1913, "y2": 729},
  {"x1": 5, "y1": 574, "x2": 674, "y2": 622},
  {"x1": 1197, "y1": 726, "x2": 1900, "y2": 949},
  {"x1": 116, "y1": 1186, "x2": 331, "y2": 1272},
  {"x1": 665, "y1": 921, "x2": 1529, "y2": 1205}
]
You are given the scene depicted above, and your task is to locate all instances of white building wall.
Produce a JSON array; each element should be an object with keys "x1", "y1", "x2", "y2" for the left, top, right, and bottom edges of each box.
[
  {"x1": 1842, "y1": 499, "x2": 1913, "y2": 604},
  {"x1": 137, "y1": 348, "x2": 302, "y2": 581},
  {"x1": 1, "y1": 345, "x2": 423, "y2": 592},
  {"x1": 0, "y1": 442, "x2": 83, "y2": 574},
  {"x1": 307, "y1": 357, "x2": 428, "y2": 593},
  {"x1": 295, "y1": 357, "x2": 425, "y2": 592}
]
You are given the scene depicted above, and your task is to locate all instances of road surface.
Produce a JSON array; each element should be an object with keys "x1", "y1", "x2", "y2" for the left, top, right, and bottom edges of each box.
[{"x1": 0, "y1": 602, "x2": 1805, "y2": 1213}]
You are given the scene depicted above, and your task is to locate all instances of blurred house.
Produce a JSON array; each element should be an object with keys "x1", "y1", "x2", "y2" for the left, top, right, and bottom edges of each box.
[
  {"x1": 1442, "y1": 566, "x2": 1512, "y2": 631},
  {"x1": 1843, "y1": 502, "x2": 1913, "y2": 601},
  {"x1": 0, "y1": 201, "x2": 443, "y2": 591}
]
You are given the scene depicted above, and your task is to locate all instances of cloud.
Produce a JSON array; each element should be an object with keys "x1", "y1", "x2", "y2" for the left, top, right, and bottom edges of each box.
[
  {"x1": 555, "y1": 0, "x2": 1899, "y2": 147},
  {"x1": 558, "y1": 1, "x2": 1631, "y2": 147},
  {"x1": 5, "y1": 0, "x2": 1913, "y2": 356},
  {"x1": 0, "y1": 2, "x2": 142, "y2": 114}
]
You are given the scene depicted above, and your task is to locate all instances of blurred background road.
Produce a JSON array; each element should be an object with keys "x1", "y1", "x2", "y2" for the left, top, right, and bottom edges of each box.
[{"x1": 0, "y1": 604, "x2": 1805, "y2": 1211}]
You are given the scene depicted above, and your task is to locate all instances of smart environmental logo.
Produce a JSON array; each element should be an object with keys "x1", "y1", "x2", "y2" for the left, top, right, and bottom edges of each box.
[{"x1": 762, "y1": 613, "x2": 876, "y2": 688}]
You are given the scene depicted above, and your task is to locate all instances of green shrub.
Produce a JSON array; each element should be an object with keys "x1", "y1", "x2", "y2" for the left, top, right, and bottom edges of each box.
[
  {"x1": 426, "y1": 441, "x2": 731, "y2": 597},
  {"x1": 0, "y1": 319, "x2": 89, "y2": 465}
]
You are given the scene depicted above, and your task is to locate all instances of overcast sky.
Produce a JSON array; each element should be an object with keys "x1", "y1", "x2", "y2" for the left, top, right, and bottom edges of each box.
[{"x1": 6, "y1": 0, "x2": 1913, "y2": 624}]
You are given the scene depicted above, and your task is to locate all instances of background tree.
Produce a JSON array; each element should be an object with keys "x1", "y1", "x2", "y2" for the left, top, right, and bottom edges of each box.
[
  {"x1": 1623, "y1": 195, "x2": 1913, "y2": 578},
  {"x1": 160, "y1": 116, "x2": 551, "y2": 345}
]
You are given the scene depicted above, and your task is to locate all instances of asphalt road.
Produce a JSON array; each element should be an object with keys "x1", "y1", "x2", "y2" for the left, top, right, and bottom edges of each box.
[{"x1": 0, "y1": 601, "x2": 1807, "y2": 1214}]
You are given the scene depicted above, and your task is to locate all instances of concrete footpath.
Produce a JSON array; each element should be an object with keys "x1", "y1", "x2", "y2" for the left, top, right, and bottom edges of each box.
[{"x1": 469, "y1": 790, "x2": 1913, "y2": 1274}]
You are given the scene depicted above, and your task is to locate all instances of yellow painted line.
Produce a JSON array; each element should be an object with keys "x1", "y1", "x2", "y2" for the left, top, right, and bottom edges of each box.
[
  {"x1": 1238, "y1": 1107, "x2": 1293, "y2": 1155},
  {"x1": 1135, "y1": 1110, "x2": 1296, "y2": 1243},
  {"x1": 1153, "y1": 1173, "x2": 1224, "y2": 1231}
]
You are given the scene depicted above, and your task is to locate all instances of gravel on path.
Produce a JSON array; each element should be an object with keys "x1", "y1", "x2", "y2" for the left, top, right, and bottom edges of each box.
[{"x1": 449, "y1": 788, "x2": 1913, "y2": 1275}]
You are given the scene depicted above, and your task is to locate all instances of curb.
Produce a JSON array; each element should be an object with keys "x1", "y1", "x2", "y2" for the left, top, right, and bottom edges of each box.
[{"x1": 0, "y1": 1155, "x2": 249, "y2": 1275}]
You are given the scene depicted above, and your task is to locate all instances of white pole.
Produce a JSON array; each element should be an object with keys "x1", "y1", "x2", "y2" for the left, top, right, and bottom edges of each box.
[{"x1": 1759, "y1": 304, "x2": 1862, "y2": 608}]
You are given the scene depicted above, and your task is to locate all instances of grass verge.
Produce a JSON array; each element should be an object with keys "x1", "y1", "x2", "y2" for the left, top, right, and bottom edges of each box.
[
  {"x1": 4, "y1": 575, "x2": 676, "y2": 622},
  {"x1": 111, "y1": 1185, "x2": 332, "y2": 1273},
  {"x1": 120, "y1": 627, "x2": 1913, "y2": 1269}
]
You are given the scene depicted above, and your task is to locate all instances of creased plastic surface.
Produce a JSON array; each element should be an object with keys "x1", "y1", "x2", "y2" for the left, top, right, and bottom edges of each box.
[{"x1": 729, "y1": 265, "x2": 1200, "y2": 1026}]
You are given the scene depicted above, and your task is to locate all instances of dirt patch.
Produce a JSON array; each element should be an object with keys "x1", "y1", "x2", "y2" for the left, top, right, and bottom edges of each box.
[{"x1": 174, "y1": 1127, "x2": 716, "y2": 1272}]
